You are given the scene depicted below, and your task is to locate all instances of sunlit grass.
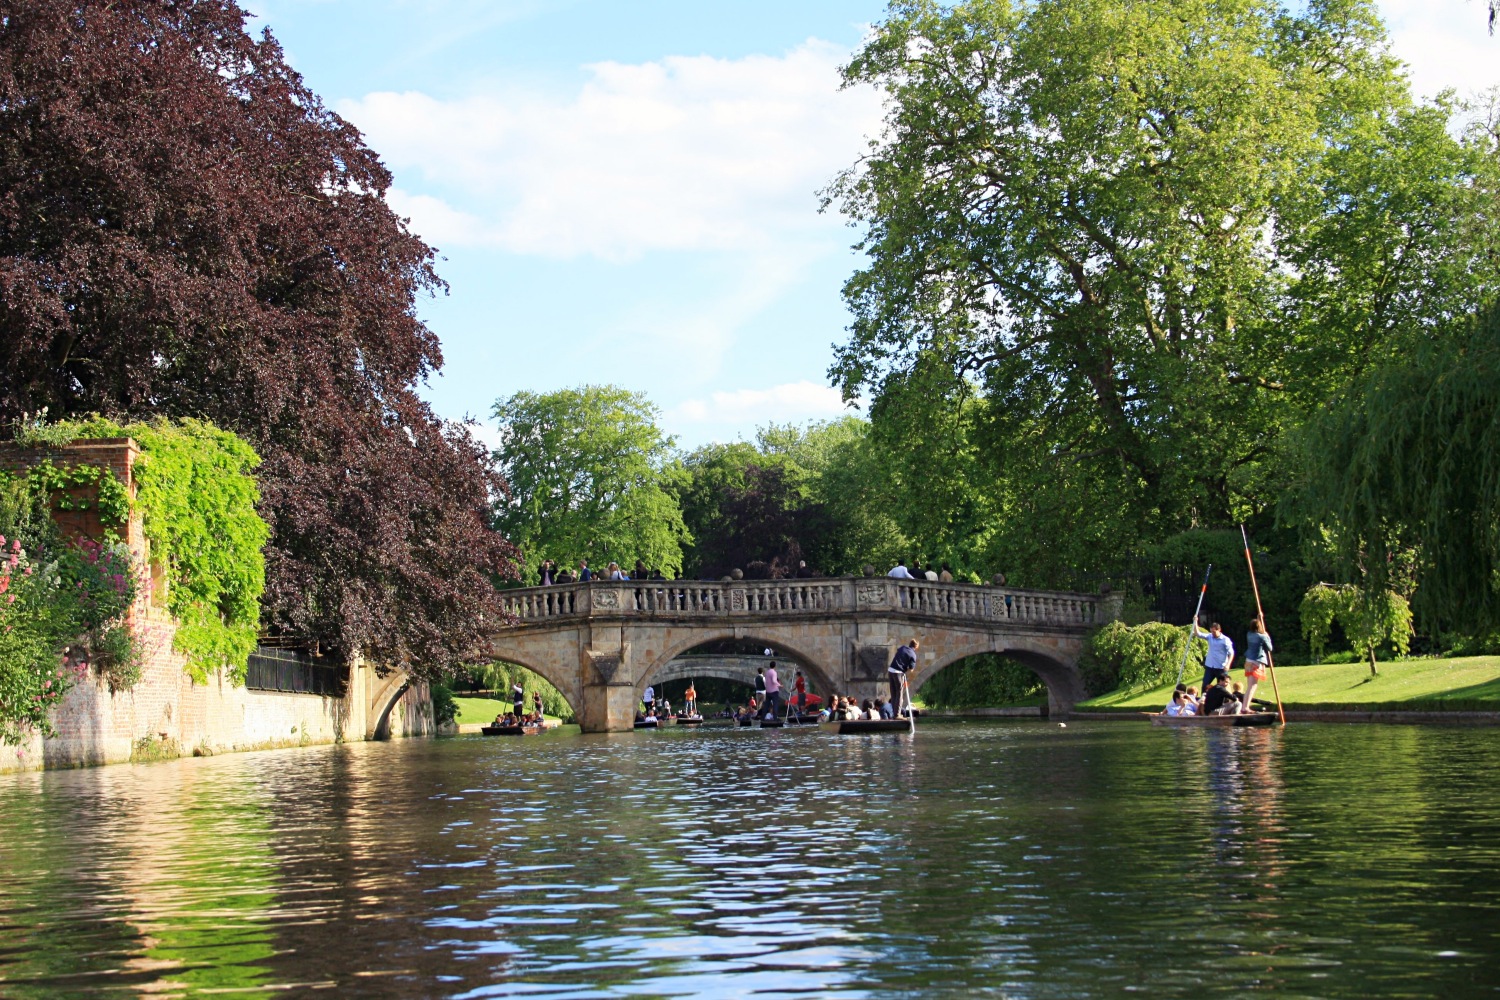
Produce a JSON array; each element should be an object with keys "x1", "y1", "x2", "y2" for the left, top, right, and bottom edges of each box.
[
  {"x1": 1078, "y1": 655, "x2": 1500, "y2": 712},
  {"x1": 452, "y1": 696, "x2": 563, "y2": 726}
]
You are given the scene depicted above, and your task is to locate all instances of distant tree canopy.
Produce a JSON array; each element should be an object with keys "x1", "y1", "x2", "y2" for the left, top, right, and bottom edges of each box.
[
  {"x1": 491, "y1": 386, "x2": 690, "y2": 579},
  {"x1": 0, "y1": 1, "x2": 516, "y2": 675},
  {"x1": 826, "y1": 0, "x2": 1500, "y2": 590}
]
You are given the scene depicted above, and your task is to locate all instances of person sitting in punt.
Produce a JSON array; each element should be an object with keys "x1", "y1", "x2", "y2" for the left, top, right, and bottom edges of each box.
[
  {"x1": 1201, "y1": 674, "x2": 1236, "y2": 715},
  {"x1": 860, "y1": 698, "x2": 876, "y2": 720},
  {"x1": 1164, "y1": 691, "x2": 1188, "y2": 716},
  {"x1": 877, "y1": 698, "x2": 896, "y2": 720},
  {"x1": 1227, "y1": 681, "x2": 1248, "y2": 714},
  {"x1": 1164, "y1": 683, "x2": 1188, "y2": 714}
]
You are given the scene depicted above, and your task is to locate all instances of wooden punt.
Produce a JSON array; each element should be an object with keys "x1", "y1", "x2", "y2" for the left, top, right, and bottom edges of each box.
[
  {"x1": 633, "y1": 718, "x2": 662, "y2": 729},
  {"x1": 819, "y1": 718, "x2": 914, "y2": 735},
  {"x1": 758, "y1": 718, "x2": 785, "y2": 729},
  {"x1": 481, "y1": 724, "x2": 544, "y2": 736},
  {"x1": 672, "y1": 715, "x2": 705, "y2": 726},
  {"x1": 1147, "y1": 712, "x2": 1279, "y2": 728},
  {"x1": 736, "y1": 717, "x2": 754, "y2": 727}
]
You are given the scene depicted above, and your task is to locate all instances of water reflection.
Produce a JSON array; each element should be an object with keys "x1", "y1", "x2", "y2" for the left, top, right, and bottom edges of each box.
[{"x1": 1, "y1": 722, "x2": 1498, "y2": 998}]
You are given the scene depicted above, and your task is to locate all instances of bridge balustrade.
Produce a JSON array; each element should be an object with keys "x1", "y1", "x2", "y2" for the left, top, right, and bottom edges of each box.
[{"x1": 498, "y1": 577, "x2": 1104, "y2": 629}]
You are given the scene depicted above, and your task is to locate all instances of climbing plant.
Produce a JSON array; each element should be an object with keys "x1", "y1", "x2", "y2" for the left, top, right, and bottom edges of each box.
[
  {"x1": 1300, "y1": 583, "x2": 1414, "y2": 676},
  {"x1": 63, "y1": 417, "x2": 270, "y2": 683}
]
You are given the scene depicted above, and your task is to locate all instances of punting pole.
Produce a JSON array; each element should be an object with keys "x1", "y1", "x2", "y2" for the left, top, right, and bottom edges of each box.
[
  {"x1": 902, "y1": 674, "x2": 915, "y2": 734},
  {"x1": 1240, "y1": 525, "x2": 1286, "y2": 727},
  {"x1": 1175, "y1": 565, "x2": 1213, "y2": 688}
]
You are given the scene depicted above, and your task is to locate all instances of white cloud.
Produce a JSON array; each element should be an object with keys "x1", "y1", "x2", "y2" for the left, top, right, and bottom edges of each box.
[
  {"x1": 339, "y1": 40, "x2": 882, "y2": 261},
  {"x1": 666, "y1": 380, "x2": 854, "y2": 441},
  {"x1": 1381, "y1": 1, "x2": 1500, "y2": 102}
]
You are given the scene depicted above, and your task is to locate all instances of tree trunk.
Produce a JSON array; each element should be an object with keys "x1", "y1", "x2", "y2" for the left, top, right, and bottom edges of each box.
[{"x1": 1367, "y1": 646, "x2": 1379, "y2": 676}]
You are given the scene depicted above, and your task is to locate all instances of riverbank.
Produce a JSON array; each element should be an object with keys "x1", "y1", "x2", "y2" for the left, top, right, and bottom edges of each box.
[{"x1": 1076, "y1": 654, "x2": 1500, "y2": 715}]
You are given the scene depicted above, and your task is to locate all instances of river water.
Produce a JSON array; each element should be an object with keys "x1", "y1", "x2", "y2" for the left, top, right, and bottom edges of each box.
[{"x1": 1, "y1": 720, "x2": 1497, "y2": 999}]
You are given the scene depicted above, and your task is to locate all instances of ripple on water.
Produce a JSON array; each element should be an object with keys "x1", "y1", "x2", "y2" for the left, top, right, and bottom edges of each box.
[{"x1": 1, "y1": 722, "x2": 1499, "y2": 998}]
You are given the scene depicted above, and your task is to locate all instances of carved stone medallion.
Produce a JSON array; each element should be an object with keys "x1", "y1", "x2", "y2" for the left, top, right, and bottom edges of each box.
[
  {"x1": 593, "y1": 589, "x2": 620, "y2": 609},
  {"x1": 857, "y1": 583, "x2": 887, "y2": 605},
  {"x1": 730, "y1": 589, "x2": 746, "y2": 611},
  {"x1": 589, "y1": 653, "x2": 622, "y2": 684}
]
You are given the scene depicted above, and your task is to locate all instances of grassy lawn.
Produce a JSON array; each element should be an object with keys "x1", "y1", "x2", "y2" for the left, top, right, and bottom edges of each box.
[
  {"x1": 453, "y1": 696, "x2": 566, "y2": 726},
  {"x1": 1078, "y1": 655, "x2": 1500, "y2": 713}
]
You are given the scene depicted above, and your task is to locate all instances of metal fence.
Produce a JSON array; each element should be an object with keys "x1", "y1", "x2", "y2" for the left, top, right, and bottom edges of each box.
[{"x1": 244, "y1": 645, "x2": 346, "y2": 697}]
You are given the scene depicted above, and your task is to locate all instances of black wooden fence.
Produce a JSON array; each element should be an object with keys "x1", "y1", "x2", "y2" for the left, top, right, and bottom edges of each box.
[{"x1": 245, "y1": 644, "x2": 346, "y2": 697}]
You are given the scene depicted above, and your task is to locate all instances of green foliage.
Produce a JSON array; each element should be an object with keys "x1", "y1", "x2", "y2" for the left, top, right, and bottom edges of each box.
[
  {"x1": 64, "y1": 418, "x2": 268, "y2": 683},
  {"x1": 0, "y1": 528, "x2": 139, "y2": 743},
  {"x1": 1082, "y1": 621, "x2": 1204, "y2": 696},
  {"x1": 919, "y1": 654, "x2": 1044, "y2": 708},
  {"x1": 823, "y1": 0, "x2": 1500, "y2": 593},
  {"x1": 430, "y1": 683, "x2": 458, "y2": 726},
  {"x1": 0, "y1": 470, "x2": 61, "y2": 554},
  {"x1": 492, "y1": 386, "x2": 689, "y2": 580},
  {"x1": 1290, "y1": 300, "x2": 1500, "y2": 631},
  {"x1": 449, "y1": 661, "x2": 575, "y2": 722},
  {"x1": 1300, "y1": 583, "x2": 1414, "y2": 674},
  {"x1": 24, "y1": 461, "x2": 131, "y2": 526}
]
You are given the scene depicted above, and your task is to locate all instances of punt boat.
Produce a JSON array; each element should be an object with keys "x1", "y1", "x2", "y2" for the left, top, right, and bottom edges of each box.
[
  {"x1": 481, "y1": 723, "x2": 544, "y2": 736},
  {"x1": 1147, "y1": 712, "x2": 1278, "y2": 728},
  {"x1": 819, "y1": 718, "x2": 914, "y2": 735},
  {"x1": 673, "y1": 715, "x2": 704, "y2": 726},
  {"x1": 633, "y1": 717, "x2": 662, "y2": 729}
]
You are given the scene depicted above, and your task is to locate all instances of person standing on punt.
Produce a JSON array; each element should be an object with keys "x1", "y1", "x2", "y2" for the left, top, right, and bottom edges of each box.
[
  {"x1": 1243, "y1": 617, "x2": 1273, "y2": 709},
  {"x1": 684, "y1": 681, "x2": 698, "y2": 717},
  {"x1": 511, "y1": 682, "x2": 525, "y2": 718},
  {"x1": 764, "y1": 662, "x2": 782, "y2": 719},
  {"x1": 642, "y1": 683, "x2": 656, "y2": 717},
  {"x1": 793, "y1": 670, "x2": 807, "y2": 716},
  {"x1": 888, "y1": 639, "x2": 919, "y2": 716},
  {"x1": 754, "y1": 667, "x2": 766, "y2": 710},
  {"x1": 1192, "y1": 621, "x2": 1235, "y2": 693}
]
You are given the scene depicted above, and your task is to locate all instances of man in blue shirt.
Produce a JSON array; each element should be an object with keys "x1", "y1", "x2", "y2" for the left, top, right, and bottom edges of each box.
[
  {"x1": 578, "y1": 560, "x2": 592, "y2": 582},
  {"x1": 888, "y1": 639, "x2": 919, "y2": 714},
  {"x1": 1192, "y1": 621, "x2": 1235, "y2": 692}
]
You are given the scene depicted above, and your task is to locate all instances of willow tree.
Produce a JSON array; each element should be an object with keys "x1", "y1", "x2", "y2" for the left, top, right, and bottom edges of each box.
[
  {"x1": 827, "y1": 0, "x2": 1500, "y2": 582},
  {"x1": 1294, "y1": 303, "x2": 1500, "y2": 631}
]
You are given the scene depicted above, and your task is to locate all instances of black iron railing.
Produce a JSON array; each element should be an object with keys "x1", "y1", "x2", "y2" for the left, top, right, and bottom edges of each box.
[{"x1": 245, "y1": 645, "x2": 346, "y2": 697}]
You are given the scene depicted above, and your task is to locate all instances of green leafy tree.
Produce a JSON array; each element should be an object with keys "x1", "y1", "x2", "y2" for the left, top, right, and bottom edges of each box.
[
  {"x1": 492, "y1": 386, "x2": 689, "y2": 580},
  {"x1": 826, "y1": 0, "x2": 1500, "y2": 586},
  {"x1": 1300, "y1": 582, "x2": 1414, "y2": 675}
]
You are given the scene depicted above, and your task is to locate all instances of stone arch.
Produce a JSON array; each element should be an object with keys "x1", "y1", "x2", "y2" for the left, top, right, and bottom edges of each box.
[
  {"x1": 911, "y1": 637, "x2": 1086, "y2": 718},
  {"x1": 637, "y1": 631, "x2": 838, "y2": 701},
  {"x1": 369, "y1": 673, "x2": 410, "y2": 740},
  {"x1": 479, "y1": 640, "x2": 584, "y2": 718}
]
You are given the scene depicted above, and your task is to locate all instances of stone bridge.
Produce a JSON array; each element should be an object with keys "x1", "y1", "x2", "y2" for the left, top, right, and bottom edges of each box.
[{"x1": 485, "y1": 577, "x2": 1120, "y2": 732}]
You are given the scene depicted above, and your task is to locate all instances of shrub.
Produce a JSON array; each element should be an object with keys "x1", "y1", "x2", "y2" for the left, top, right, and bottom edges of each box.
[
  {"x1": 1082, "y1": 620, "x2": 1205, "y2": 695},
  {"x1": 430, "y1": 683, "x2": 458, "y2": 726}
]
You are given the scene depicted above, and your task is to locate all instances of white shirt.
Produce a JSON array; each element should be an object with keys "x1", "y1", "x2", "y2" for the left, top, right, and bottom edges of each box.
[
  {"x1": 643, "y1": 686, "x2": 654, "y2": 703},
  {"x1": 888, "y1": 565, "x2": 915, "y2": 579}
]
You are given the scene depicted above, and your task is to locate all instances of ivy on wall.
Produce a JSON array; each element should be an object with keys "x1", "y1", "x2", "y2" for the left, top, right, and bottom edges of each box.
[{"x1": 57, "y1": 417, "x2": 271, "y2": 684}]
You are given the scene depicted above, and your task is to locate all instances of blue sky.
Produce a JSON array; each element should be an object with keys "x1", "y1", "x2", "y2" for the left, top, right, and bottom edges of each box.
[{"x1": 243, "y1": 0, "x2": 1498, "y2": 450}]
